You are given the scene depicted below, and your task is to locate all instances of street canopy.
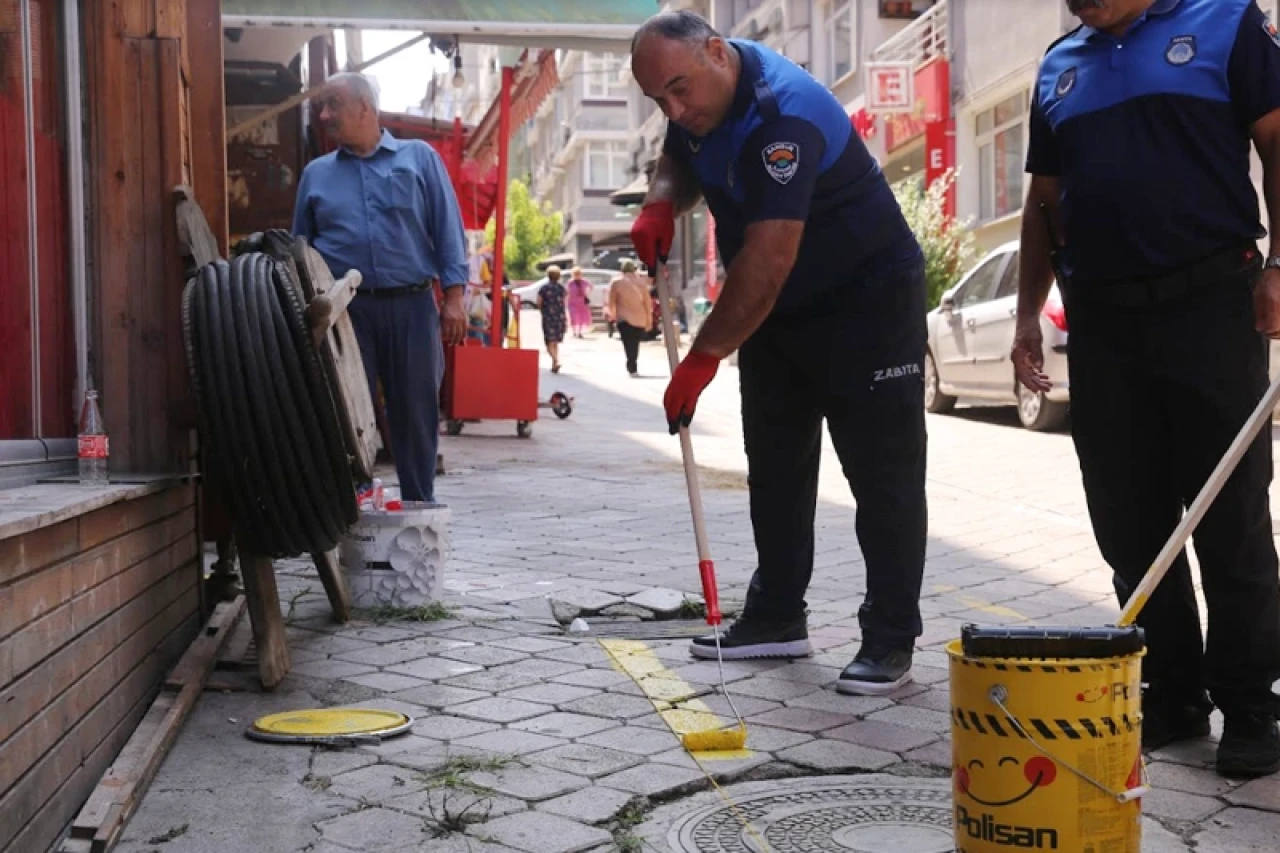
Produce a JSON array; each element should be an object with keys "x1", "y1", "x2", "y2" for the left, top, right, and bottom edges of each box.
[{"x1": 221, "y1": 0, "x2": 660, "y2": 51}]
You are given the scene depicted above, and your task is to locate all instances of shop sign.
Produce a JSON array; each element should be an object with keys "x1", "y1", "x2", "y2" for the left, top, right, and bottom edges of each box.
[{"x1": 866, "y1": 62, "x2": 914, "y2": 114}]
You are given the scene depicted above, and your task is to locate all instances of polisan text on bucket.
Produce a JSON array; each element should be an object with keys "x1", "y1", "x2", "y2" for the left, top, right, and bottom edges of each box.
[{"x1": 956, "y1": 806, "x2": 1060, "y2": 849}]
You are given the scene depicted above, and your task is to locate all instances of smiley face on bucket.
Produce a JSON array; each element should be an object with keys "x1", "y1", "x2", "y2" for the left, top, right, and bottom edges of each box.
[{"x1": 955, "y1": 755, "x2": 1058, "y2": 806}]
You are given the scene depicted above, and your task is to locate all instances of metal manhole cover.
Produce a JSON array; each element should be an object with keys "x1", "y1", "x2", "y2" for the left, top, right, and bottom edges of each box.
[{"x1": 642, "y1": 775, "x2": 953, "y2": 853}]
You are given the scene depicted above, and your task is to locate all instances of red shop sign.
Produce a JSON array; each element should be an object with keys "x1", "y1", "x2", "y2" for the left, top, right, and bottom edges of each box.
[{"x1": 885, "y1": 57, "x2": 951, "y2": 154}]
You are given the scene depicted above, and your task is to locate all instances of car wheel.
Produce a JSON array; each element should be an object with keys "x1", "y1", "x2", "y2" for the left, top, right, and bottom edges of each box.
[
  {"x1": 924, "y1": 351, "x2": 956, "y2": 414},
  {"x1": 1016, "y1": 383, "x2": 1068, "y2": 431}
]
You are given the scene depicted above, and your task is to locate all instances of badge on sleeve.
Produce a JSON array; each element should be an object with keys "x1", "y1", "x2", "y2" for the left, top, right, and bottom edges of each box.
[
  {"x1": 1265, "y1": 14, "x2": 1280, "y2": 49},
  {"x1": 1165, "y1": 36, "x2": 1196, "y2": 65},
  {"x1": 1055, "y1": 67, "x2": 1077, "y2": 98},
  {"x1": 762, "y1": 142, "x2": 799, "y2": 185}
]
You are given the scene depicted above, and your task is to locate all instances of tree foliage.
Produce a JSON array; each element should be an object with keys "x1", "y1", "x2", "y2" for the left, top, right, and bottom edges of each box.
[
  {"x1": 891, "y1": 170, "x2": 978, "y2": 308},
  {"x1": 484, "y1": 179, "x2": 563, "y2": 280}
]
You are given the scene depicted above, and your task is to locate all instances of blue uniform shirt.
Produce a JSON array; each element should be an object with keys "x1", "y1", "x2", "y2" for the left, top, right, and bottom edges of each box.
[
  {"x1": 1028, "y1": 0, "x2": 1280, "y2": 284},
  {"x1": 663, "y1": 41, "x2": 920, "y2": 313},
  {"x1": 292, "y1": 130, "x2": 469, "y2": 291}
]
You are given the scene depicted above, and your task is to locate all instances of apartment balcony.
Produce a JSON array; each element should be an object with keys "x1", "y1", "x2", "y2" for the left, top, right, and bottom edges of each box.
[
  {"x1": 571, "y1": 108, "x2": 631, "y2": 133},
  {"x1": 870, "y1": 0, "x2": 949, "y2": 68}
]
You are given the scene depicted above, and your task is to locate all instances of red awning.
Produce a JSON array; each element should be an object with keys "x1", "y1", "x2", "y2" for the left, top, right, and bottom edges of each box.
[{"x1": 464, "y1": 50, "x2": 559, "y2": 174}]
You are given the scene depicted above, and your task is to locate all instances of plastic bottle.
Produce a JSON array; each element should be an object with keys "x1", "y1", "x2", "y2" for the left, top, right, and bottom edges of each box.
[
  {"x1": 77, "y1": 389, "x2": 109, "y2": 484},
  {"x1": 357, "y1": 478, "x2": 384, "y2": 511}
]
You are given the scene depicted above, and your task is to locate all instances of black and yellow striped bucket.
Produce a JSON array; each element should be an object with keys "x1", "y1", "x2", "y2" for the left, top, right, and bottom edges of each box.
[{"x1": 948, "y1": 632, "x2": 1147, "y2": 853}]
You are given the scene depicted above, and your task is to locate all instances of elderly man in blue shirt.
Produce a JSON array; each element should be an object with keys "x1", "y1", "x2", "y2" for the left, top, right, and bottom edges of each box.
[{"x1": 292, "y1": 71, "x2": 469, "y2": 504}]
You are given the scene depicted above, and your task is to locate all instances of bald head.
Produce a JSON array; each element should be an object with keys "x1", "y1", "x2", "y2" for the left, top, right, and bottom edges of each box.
[
  {"x1": 630, "y1": 10, "x2": 719, "y2": 53},
  {"x1": 630, "y1": 11, "x2": 739, "y2": 138}
]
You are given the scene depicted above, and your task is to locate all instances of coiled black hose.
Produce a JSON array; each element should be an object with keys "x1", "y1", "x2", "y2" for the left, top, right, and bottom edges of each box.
[{"x1": 181, "y1": 250, "x2": 357, "y2": 558}]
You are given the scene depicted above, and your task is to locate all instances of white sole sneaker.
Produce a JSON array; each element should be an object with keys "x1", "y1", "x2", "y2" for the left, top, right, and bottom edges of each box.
[
  {"x1": 835, "y1": 671, "x2": 913, "y2": 696},
  {"x1": 689, "y1": 638, "x2": 814, "y2": 660}
]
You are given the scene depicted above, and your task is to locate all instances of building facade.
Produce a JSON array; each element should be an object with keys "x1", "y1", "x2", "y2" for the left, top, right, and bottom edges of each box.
[{"x1": 526, "y1": 48, "x2": 637, "y2": 262}]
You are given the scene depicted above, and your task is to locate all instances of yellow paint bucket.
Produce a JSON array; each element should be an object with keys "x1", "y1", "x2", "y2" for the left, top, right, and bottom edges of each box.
[{"x1": 948, "y1": 634, "x2": 1147, "y2": 853}]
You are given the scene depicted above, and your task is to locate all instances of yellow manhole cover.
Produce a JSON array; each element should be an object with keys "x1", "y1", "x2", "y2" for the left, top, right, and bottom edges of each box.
[{"x1": 246, "y1": 709, "x2": 413, "y2": 744}]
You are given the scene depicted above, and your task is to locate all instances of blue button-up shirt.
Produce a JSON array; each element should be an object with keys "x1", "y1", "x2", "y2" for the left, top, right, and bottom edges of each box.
[{"x1": 292, "y1": 130, "x2": 469, "y2": 291}]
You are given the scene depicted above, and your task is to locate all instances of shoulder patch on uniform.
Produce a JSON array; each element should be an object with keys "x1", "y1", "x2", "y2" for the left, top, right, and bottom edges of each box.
[
  {"x1": 762, "y1": 141, "x2": 799, "y2": 185},
  {"x1": 1055, "y1": 67, "x2": 1077, "y2": 98},
  {"x1": 1165, "y1": 35, "x2": 1196, "y2": 66},
  {"x1": 1265, "y1": 14, "x2": 1280, "y2": 49}
]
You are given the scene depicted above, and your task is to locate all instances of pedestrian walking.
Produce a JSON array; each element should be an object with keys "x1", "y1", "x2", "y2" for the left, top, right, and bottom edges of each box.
[
  {"x1": 567, "y1": 267, "x2": 594, "y2": 337},
  {"x1": 1014, "y1": 0, "x2": 1280, "y2": 778},
  {"x1": 608, "y1": 259, "x2": 654, "y2": 376},
  {"x1": 538, "y1": 265, "x2": 568, "y2": 373},
  {"x1": 629, "y1": 11, "x2": 929, "y2": 696},
  {"x1": 292, "y1": 72, "x2": 468, "y2": 504}
]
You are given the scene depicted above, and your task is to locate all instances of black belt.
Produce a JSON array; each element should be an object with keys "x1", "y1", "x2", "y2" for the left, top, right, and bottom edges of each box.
[
  {"x1": 1071, "y1": 245, "x2": 1261, "y2": 309},
  {"x1": 356, "y1": 282, "x2": 431, "y2": 298}
]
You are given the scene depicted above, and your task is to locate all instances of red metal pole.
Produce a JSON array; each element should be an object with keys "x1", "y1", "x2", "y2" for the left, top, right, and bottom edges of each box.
[{"x1": 489, "y1": 66, "x2": 514, "y2": 348}]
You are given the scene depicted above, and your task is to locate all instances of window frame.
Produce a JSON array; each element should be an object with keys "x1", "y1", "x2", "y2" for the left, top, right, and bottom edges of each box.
[
  {"x1": 955, "y1": 253, "x2": 1008, "y2": 308},
  {"x1": 583, "y1": 52, "x2": 628, "y2": 101},
  {"x1": 583, "y1": 140, "x2": 631, "y2": 190},
  {"x1": 976, "y1": 91, "x2": 1029, "y2": 224},
  {"x1": 828, "y1": 1, "x2": 857, "y2": 85}
]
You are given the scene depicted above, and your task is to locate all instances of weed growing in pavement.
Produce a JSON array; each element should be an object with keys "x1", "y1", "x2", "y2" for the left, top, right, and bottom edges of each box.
[
  {"x1": 355, "y1": 601, "x2": 453, "y2": 624},
  {"x1": 146, "y1": 823, "x2": 189, "y2": 844},
  {"x1": 300, "y1": 773, "x2": 331, "y2": 792},
  {"x1": 677, "y1": 597, "x2": 706, "y2": 620},
  {"x1": 424, "y1": 786, "x2": 494, "y2": 835},
  {"x1": 419, "y1": 754, "x2": 518, "y2": 793},
  {"x1": 417, "y1": 755, "x2": 519, "y2": 837},
  {"x1": 610, "y1": 800, "x2": 657, "y2": 852}
]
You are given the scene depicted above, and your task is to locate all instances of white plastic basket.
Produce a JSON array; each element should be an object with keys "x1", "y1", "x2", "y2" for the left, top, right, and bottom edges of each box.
[{"x1": 340, "y1": 502, "x2": 451, "y2": 608}]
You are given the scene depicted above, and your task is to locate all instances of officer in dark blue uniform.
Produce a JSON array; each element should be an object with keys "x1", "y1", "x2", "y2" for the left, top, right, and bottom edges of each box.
[
  {"x1": 1014, "y1": 0, "x2": 1280, "y2": 777},
  {"x1": 630, "y1": 11, "x2": 928, "y2": 696}
]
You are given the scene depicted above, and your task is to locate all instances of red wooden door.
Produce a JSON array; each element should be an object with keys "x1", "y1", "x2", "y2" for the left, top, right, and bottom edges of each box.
[{"x1": 0, "y1": 0, "x2": 72, "y2": 439}]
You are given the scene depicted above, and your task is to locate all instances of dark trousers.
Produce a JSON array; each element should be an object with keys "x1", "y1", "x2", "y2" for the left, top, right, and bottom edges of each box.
[
  {"x1": 348, "y1": 290, "x2": 443, "y2": 503},
  {"x1": 618, "y1": 321, "x2": 644, "y2": 374},
  {"x1": 1067, "y1": 265, "x2": 1280, "y2": 713},
  {"x1": 740, "y1": 261, "x2": 929, "y2": 652}
]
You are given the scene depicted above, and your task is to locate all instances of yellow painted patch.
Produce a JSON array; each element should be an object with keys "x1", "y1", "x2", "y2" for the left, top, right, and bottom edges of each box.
[{"x1": 599, "y1": 638, "x2": 753, "y2": 758}]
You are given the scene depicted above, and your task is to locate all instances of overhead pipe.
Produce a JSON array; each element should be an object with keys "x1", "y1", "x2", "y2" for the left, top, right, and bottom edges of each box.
[
  {"x1": 21, "y1": 0, "x2": 40, "y2": 434},
  {"x1": 64, "y1": 0, "x2": 90, "y2": 422}
]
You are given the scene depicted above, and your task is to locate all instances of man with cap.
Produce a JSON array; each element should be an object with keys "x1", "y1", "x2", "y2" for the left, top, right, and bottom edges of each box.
[
  {"x1": 1015, "y1": 0, "x2": 1280, "y2": 776},
  {"x1": 629, "y1": 10, "x2": 929, "y2": 695}
]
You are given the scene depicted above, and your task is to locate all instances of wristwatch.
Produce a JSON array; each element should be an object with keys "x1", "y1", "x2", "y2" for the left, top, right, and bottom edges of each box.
[{"x1": 1266, "y1": 256, "x2": 1280, "y2": 271}]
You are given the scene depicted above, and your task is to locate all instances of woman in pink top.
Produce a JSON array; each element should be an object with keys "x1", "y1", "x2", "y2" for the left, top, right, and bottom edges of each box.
[{"x1": 566, "y1": 267, "x2": 593, "y2": 338}]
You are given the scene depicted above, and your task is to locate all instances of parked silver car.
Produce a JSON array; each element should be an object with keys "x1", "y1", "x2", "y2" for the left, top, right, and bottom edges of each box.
[{"x1": 924, "y1": 241, "x2": 1071, "y2": 431}]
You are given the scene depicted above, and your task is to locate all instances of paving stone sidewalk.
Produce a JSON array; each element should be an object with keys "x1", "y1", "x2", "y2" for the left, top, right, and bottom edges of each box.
[{"x1": 114, "y1": 323, "x2": 1280, "y2": 852}]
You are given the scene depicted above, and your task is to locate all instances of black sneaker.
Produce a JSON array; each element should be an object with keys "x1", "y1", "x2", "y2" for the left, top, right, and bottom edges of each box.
[
  {"x1": 689, "y1": 614, "x2": 812, "y2": 661},
  {"x1": 837, "y1": 646, "x2": 913, "y2": 696},
  {"x1": 1142, "y1": 689, "x2": 1212, "y2": 752},
  {"x1": 1217, "y1": 709, "x2": 1280, "y2": 779}
]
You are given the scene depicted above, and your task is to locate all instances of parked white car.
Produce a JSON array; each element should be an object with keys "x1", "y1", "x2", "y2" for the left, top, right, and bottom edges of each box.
[{"x1": 924, "y1": 241, "x2": 1071, "y2": 431}]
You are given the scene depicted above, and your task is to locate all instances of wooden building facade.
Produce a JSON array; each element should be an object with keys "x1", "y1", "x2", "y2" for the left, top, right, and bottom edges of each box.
[{"x1": 0, "y1": 1, "x2": 227, "y2": 850}]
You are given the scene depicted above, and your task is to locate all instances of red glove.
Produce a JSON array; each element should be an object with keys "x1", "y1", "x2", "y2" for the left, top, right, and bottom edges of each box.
[
  {"x1": 630, "y1": 201, "x2": 675, "y2": 269},
  {"x1": 664, "y1": 350, "x2": 720, "y2": 435}
]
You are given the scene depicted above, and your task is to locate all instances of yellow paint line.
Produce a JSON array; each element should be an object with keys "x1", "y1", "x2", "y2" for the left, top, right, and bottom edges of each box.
[{"x1": 598, "y1": 638, "x2": 753, "y2": 761}]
